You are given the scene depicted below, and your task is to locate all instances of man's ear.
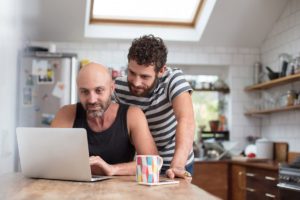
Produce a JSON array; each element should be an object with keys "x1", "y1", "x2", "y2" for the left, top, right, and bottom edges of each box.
[
  {"x1": 157, "y1": 65, "x2": 166, "y2": 78},
  {"x1": 111, "y1": 81, "x2": 116, "y2": 92}
]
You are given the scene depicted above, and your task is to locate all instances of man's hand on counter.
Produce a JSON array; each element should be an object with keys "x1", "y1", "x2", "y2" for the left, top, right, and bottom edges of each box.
[{"x1": 166, "y1": 167, "x2": 192, "y2": 181}]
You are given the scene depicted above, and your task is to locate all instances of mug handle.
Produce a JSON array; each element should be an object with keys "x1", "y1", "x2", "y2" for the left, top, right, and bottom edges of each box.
[{"x1": 157, "y1": 156, "x2": 163, "y2": 171}]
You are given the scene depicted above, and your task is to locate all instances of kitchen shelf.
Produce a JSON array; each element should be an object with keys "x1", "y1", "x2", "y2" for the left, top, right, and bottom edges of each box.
[
  {"x1": 201, "y1": 131, "x2": 229, "y2": 141},
  {"x1": 244, "y1": 104, "x2": 300, "y2": 116},
  {"x1": 193, "y1": 88, "x2": 230, "y2": 93},
  {"x1": 244, "y1": 73, "x2": 300, "y2": 91}
]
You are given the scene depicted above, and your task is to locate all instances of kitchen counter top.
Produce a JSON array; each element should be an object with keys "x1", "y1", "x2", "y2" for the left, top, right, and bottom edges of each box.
[
  {"x1": 230, "y1": 159, "x2": 279, "y2": 170},
  {"x1": 0, "y1": 173, "x2": 220, "y2": 200},
  {"x1": 194, "y1": 158, "x2": 280, "y2": 171}
]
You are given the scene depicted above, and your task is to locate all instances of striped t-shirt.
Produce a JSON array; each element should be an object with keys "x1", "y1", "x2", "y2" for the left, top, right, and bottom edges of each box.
[{"x1": 114, "y1": 67, "x2": 194, "y2": 171}]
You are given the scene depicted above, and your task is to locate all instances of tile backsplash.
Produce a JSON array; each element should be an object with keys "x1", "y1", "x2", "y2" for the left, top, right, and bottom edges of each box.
[{"x1": 261, "y1": 0, "x2": 300, "y2": 152}]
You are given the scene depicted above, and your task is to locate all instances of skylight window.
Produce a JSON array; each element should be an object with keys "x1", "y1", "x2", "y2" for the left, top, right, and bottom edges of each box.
[
  {"x1": 91, "y1": 0, "x2": 203, "y2": 27},
  {"x1": 85, "y1": 0, "x2": 217, "y2": 41}
]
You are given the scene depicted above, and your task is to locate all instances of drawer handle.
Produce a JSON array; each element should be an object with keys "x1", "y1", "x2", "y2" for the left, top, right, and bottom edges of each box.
[
  {"x1": 265, "y1": 176, "x2": 276, "y2": 181},
  {"x1": 265, "y1": 193, "x2": 276, "y2": 198},
  {"x1": 246, "y1": 187, "x2": 255, "y2": 192},
  {"x1": 245, "y1": 173, "x2": 255, "y2": 177}
]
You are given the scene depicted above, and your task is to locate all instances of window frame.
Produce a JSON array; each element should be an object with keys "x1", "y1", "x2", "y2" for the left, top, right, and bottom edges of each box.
[{"x1": 89, "y1": 0, "x2": 206, "y2": 27}]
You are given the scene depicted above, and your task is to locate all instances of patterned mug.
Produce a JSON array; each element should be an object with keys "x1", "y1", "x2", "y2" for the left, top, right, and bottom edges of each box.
[{"x1": 136, "y1": 155, "x2": 163, "y2": 183}]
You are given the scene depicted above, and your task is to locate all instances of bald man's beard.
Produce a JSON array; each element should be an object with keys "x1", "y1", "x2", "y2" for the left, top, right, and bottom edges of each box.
[{"x1": 85, "y1": 98, "x2": 112, "y2": 119}]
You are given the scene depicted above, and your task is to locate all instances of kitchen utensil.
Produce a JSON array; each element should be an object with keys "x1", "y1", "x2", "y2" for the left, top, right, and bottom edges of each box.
[
  {"x1": 265, "y1": 66, "x2": 280, "y2": 80},
  {"x1": 256, "y1": 138, "x2": 274, "y2": 159},
  {"x1": 279, "y1": 53, "x2": 292, "y2": 77},
  {"x1": 254, "y1": 62, "x2": 263, "y2": 84},
  {"x1": 136, "y1": 155, "x2": 163, "y2": 184},
  {"x1": 274, "y1": 142, "x2": 289, "y2": 162},
  {"x1": 245, "y1": 144, "x2": 256, "y2": 157}
]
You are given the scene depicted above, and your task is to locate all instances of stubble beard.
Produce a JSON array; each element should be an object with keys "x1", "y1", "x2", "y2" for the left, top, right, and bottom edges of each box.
[
  {"x1": 128, "y1": 76, "x2": 159, "y2": 97},
  {"x1": 86, "y1": 98, "x2": 112, "y2": 119}
]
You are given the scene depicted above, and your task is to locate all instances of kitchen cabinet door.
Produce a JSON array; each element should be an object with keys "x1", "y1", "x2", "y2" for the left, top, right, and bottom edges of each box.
[
  {"x1": 192, "y1": 161, "x2": 228, "y2": 200},
  {"x1": 230, "y1": 164, "x2": 246, "y2": 200}
]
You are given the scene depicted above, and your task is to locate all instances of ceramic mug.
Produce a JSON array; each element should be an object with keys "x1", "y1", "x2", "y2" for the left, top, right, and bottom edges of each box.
[{"x1": 136, "y1": 155, "x2": 163, "y2": 183}]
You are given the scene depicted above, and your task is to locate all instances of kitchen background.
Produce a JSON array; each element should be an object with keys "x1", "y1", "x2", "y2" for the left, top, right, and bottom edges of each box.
[{"x1": 1, "y1": 0, "x2": 300, "y2": 174}]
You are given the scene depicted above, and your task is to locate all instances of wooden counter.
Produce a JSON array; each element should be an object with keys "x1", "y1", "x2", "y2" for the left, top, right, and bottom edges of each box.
[
  {"x1": 192, "y1": 159, "x2": 280, "y2": 200},
  {"x1": 230, "y1": 160, "x2": 279, "y2": 171},
  {"x1": 0, "y1": 173, "x2": 220, "y2": 200},
  {"x1": 194, "y1": 159, "x2": 280, "y2": 170}
]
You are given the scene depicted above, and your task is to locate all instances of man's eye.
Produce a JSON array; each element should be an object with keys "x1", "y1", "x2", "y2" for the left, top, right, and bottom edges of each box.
[
  {"x1": 128, "y1": 70, "x2": 135, "y2": 76},
  {"x1": 141, "y1": 75, "x2": 149, "y2": 79},
  {"x1": 81, "y1": 90, "x2": 89, "y2": 95},
  {"x1": 95, "y1": 89, "x2": 103, "y2": 94}
]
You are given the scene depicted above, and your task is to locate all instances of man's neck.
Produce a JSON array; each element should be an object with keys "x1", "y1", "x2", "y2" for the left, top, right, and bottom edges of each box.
[
  {"x1": 86, "y1": 103, "x2": 116, "y2": 133},
  {"x1": 87, "y1": 116, "x2": 105, "y2": 129}
]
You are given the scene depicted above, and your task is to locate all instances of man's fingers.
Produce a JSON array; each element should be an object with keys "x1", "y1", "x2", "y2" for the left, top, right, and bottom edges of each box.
[
  {"x1": 166, "y1": 169, "x2": 175, "y2": 179},
  {"x1": 174, "y1": 168, "x2": 192, "y2": 178},
  {"x1": 166, "y1": 168, "x2": 192, "y2": 180},
  {"x1": 173, "y1": 168, "x2": 187, "y2": 178},
  {"x1": 89, "y1": 156, "x2": 102, "y2": 165}
]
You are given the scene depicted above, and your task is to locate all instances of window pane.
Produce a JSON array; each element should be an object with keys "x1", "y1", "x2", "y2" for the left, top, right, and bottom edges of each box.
[
  {"x1": 92, "y1": 0, "x2": 201, "y2": 23},
  {"x1": 192, "y1": 91, "x2": 219, "y2": 141}
]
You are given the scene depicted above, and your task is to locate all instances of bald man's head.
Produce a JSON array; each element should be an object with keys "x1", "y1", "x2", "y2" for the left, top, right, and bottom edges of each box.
[
  {"x1": 77, "y1": 62, "x2": 112, "y2": 86},
  {"x1": 77, "y1": 62, "x2": 114, "y2": 118}
]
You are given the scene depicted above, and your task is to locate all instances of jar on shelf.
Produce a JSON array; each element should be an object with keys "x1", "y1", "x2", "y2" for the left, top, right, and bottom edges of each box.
[{"x1": 286, "y1": 90, "x2": 296, "y2": 106}]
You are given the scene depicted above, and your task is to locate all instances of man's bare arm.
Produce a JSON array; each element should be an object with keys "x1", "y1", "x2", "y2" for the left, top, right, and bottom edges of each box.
[
  {"x1": 51, "y1": 105, "x2": 76, "y2": 128},
  {"x1": 127, "y1": 106, "x2": 158, "y2": 155},
  {"x1": 166, "y1": 92, "x2": 195, "y2": 179}
]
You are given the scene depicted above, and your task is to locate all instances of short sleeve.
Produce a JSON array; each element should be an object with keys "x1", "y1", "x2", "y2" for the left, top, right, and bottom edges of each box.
[{"x1": 167, "y1": 69, "x2": 193, "y2": 102}]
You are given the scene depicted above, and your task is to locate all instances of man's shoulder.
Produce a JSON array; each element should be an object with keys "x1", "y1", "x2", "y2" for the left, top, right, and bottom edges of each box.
[
  {"x1": 51, "y1": 104, "x2": 77, "y2": 128},
  {"x1": 126, "y1": 105, "x2": 144, "y2": 120},
  {"x1": 163, "y1": 67, "x2": 184, "y2": 80},
  {"x1": 115, "y1": 76, "x2": 128, "y2": 85},
  {"x1": 60, "y1": 104, "x2": 77, "y2": 113},
  {"x1": 57, "y1": 104, "x2": 77, "y2": 118}
]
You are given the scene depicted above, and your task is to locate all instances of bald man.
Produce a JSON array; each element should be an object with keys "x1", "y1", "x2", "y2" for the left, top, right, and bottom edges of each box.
[{"x1": 51, "y1": 62, "x2": 158, "y2": 176}]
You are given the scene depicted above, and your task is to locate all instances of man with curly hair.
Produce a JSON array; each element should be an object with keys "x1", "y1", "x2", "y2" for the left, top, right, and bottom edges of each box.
[{"x1": 114, "y1": 35, "x2": 195, "y2": 179}]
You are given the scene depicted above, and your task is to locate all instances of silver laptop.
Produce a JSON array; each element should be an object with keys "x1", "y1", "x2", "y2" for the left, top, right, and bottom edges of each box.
[{"x1": 16, "y1": 127, "x2": 111, "y2": 182}]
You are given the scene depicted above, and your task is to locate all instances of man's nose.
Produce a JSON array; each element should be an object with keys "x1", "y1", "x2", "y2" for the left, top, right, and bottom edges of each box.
[
  {"x1": 87, "y1": 92, "x2": 97, "y2": 103},
  {"x1": 131, "y1": 76, "x2": 142, "y2": 87}
]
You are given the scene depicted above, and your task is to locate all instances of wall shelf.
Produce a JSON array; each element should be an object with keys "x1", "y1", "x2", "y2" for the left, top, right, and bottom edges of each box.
[
  {"x1": 244, "y1": 104, "x2": 300, "y2": 116},
  {"x1": 201, "y1": 131, "x2": 229, "y2": 141},
  {"x1": 193, "y1": 88, "x2": 230, "y2": 93},
  {"x1": 244, "y1": 73, "x2": 300, "y2": 91}
]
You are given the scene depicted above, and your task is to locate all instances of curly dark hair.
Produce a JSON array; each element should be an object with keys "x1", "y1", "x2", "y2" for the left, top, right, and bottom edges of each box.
[{"x1": 127, "y1": 34, "x2": 168, "y2": 72}]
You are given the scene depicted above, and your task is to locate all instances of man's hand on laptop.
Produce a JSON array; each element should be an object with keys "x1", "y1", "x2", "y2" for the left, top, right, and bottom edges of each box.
[{"x1": 89, "y1": 156, "x2": 116, "y2": 176}]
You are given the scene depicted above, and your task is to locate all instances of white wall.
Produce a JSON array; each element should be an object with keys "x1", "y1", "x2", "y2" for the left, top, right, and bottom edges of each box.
[
  {"x1": 0, "y1": 0, "x2": 22, "y2": 174},
  {"x1": 30, "y1": 40, "x2": 261, "y2": 151},
  {"x1": 261, "y1": 0, "x2": 300, "y2": 152}
]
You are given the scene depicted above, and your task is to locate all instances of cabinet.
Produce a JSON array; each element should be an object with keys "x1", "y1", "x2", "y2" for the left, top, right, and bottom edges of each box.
[
  {"x1": 230, "y1": 164, "x2": 246, "y2": 200},
  {"x1": 244, "y1": 73, "x2": 300, "y2": 116},
  {"x1": 192, "y1": 161, "x2": 228, "y2": 200},
  {"x1": 245, "y1": 168, "x2": 279, "y2": 199},
  {"x1": 229, "y1": 162, "x2": 279, "y2": 200}
]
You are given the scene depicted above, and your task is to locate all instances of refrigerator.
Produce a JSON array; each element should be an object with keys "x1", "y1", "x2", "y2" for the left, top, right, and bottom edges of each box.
[{"x1": 16, "y1": 51, "x2": 78, "y2": 127}]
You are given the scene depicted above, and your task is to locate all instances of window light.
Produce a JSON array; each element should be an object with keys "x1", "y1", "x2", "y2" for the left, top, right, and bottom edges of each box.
[{"x1": 91, "y1": 0, "x2": 203, "y2": 27}]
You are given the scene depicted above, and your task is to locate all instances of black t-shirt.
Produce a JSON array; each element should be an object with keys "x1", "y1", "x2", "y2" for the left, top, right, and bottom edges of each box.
[{"x1": 73, "y1": 103, "x2": 135, "y2": 164}]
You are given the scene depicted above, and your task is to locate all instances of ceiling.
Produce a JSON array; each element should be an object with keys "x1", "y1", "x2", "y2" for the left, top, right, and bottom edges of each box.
[{"x1": 22, "y1": 0, "x2": 288, "y2": 48}]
